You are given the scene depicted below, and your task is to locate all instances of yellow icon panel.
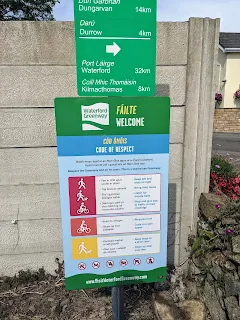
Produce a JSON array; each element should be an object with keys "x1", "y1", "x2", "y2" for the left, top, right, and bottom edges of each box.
[{"x1": 72, "y1": 238, "x2": 98, "y2": 260}]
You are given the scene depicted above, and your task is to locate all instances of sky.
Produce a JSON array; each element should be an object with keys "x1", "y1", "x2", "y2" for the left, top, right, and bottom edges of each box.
[{"x1": 53, "y1": 0, "x2": 240, "y2": 32}]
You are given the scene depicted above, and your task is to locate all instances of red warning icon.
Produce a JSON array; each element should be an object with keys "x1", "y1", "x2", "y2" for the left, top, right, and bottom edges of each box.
[
  {"x1": 120, "y1": 259, "x2": 128, "y2": 267},
  {"x1": 106, "y1": 260, "x2": 114, "y2": 268},
  {"x1": 133, "y1": 258, "x2": 141, "y2": 266},
  {"x1": 78, "y1": 262, "x2": 86, "y2": 270},
  {"x1": 146, "y1": 257, "x2": 155, "y2": 264},
  {"x1": 92, "y1": 261, "x2": 100, "y2": 269}
]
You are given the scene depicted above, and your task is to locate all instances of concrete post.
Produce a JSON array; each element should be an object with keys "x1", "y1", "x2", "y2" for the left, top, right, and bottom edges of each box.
[{"x1": 179, "y1": 18, "x2": 220, "y2": 265}]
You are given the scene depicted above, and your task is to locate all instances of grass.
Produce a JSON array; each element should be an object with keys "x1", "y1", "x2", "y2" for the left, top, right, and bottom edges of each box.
[{"x1": 211, "y1": 155, "x2": 237, "y2": 180}]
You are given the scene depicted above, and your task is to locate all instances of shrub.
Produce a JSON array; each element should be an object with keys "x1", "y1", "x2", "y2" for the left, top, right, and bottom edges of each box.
[
  {"x1": 215, "y1": 93, "x2": 223, "y2": 102},
  {"x1": 210, "y1": 173, "x2": 240, "y2": 200},
  {"x1": 234, "y1": 89, "x2": 240, "y2": 100},
  {"x1": 211, "y1": 155, "x2": 237, "y2": 180}
]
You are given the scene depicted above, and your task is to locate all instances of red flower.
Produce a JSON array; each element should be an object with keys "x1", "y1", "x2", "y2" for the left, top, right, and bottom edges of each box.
[
  {"x1": 215, "y1": 93, "x2": 223, "y2": 102},
  {"x1": 234, "y1": 89, "x2": 240, "y2": 99},
  {"x1": 210, "y1": 173, "x2": 240, "y2": 200}
]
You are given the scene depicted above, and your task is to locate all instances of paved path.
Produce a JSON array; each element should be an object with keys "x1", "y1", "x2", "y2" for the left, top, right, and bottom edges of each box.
[{"x1": 212, "y1": 133, "x2": 240, "y2": 172}]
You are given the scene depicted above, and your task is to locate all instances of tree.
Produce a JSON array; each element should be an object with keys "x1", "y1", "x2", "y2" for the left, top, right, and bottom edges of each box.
[{"x1": 0, "y1": 0, "x2": 60, "y2": 21}]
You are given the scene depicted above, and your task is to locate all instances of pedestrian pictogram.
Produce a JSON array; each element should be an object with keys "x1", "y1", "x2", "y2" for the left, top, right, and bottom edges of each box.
[
  {"x1": 69, "y1": 176, "x2": 96, "y2": 217},
  {"x1": 106, "y1": 260, "x2": 114, "y2": 268},
  {"x1": 79, "y1": 242, "x2": 91, "y2": 255},
  {"x1": 120, "y1": 259, "x2": 128, "y2": 267},
  {"x1": 78, "y1": 178, "x2": 86, "y2": 190},
  {"x1": 133, "y1": 258, "x2": 141, "y2": 266},
  {"x1": 77, "y1": 220, "x2": 91, "y2": 234},
  {"x1": 92, "y1": 261, "x2": 100, "y2": 269},
  {"x1": 78, "y1": 262, "x2": 86, "y2": 270},
  {"x1": 146, "y1": 257, "x2": 155, "y2": 264},
  {"x1": 77, "y1": 190, "x2": 88, "y2": 202}
]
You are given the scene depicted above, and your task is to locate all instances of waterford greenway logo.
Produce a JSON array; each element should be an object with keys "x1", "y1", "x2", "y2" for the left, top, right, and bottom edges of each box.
[{"x1": 81, "y1": 103, "x2": 109, "y2": 131}]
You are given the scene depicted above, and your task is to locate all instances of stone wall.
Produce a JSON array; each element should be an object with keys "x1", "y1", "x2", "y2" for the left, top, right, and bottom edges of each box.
[
  {"x1": 214, "y1": 108, "x2": 240, "y2": 133},
  {"x1": 0, "y1": 19, "x2": 219, "y2": 276},
  {"x1": 189, "y1": 194, "x2": 240, "y2": 320}
]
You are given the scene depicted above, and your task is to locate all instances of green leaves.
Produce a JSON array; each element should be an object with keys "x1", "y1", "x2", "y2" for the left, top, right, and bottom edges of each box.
[
  {"x1": 211, "y1": 155, "x2": 237, "y2": 180},
  {"x1": 1, "y1": 0, "x2": 60, "y2": 21}
]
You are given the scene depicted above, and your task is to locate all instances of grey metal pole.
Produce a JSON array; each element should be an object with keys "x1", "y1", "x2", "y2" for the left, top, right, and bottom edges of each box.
[{"x1": 112, "y1": 286, "x2": 124, "y2": 320}]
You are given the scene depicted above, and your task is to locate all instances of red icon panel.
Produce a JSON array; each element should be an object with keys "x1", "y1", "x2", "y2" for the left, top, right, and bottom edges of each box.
[
  {"x1": 71, "y1": 218, "x2": 97, "y2": 237},
  {"x1": 69, "y1": 177, "x2": 96, "y2": 216}
]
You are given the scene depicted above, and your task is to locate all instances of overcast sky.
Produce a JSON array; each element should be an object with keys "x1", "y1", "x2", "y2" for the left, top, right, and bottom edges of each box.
[{"x1": 53, "y1": 0, "x2": 239, "y2": 32}]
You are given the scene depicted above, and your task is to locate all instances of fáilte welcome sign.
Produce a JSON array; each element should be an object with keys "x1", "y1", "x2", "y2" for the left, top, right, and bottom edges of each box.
[{"x1": 54, "y1": 96, "x2": 170, "y2": 289}]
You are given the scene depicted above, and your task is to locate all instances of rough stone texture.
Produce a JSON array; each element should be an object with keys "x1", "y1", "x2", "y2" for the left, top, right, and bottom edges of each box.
[
  {"x1": 216, "y1": 287, "x2": 225, "y2": 310},
  {"x1": 204, "y1": 282, "x2": 227, "y2": 320},
  {"x1": 214, "y1": 109, "x2": 240, "y2": 133},
  {"x1": 222, "y1": 217, "x2": 238, "y2": 225},
  {"x1": 185, "y1": 280, "x2": 198, "y2": 299},
  {"x1": 223, "y1": 260, "x2": 236, "y2": 272},
  {"x1": 153, "y1": 292, "x2": 186, "y2": 320},
  {"x1": 199, "y1": 193, "x2": 227, "y2": 222},
  {"x1": 224, "y1": 273, "x2": 240, "y2": 296},
  {"x1": 224, "y1": 297, "x2": 240, "y2": 320},
  {"x1": 224, "y1": 252, "x2": 240, "y2": 265},
  {"x1": 154, "y1": 293, "x2": 205, "y2": 320},
  {"x1": 232, "y1": 236, "x2": 240, "y2": 254},
  {"x1": 179, "y1": 300, "x2": 205, "y2": 320},
  {"x1": 210, "y1": 264, "x2": 224, "y2": 281},
  {"x1": 156, "y1": 22, "x2": 188, "y2": 66}
]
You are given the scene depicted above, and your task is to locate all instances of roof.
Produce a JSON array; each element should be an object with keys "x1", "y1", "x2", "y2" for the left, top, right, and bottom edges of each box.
[{"x1": 220, "y1": 33, "x2": 240, "y2": 50}]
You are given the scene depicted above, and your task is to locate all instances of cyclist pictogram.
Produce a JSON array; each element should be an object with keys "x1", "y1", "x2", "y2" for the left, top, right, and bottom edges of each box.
[
  {"x1": 77, "y1": 220, "x2": 91, "y2": 234},
  {"x1": 76, "y1": 202, "x2": 89, "y2": 215},
  {"x1": 69, "y1": 176, "x2": 96, "y2": 217}
]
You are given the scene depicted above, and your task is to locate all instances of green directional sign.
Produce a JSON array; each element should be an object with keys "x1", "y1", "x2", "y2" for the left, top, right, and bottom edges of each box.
[{"x1": 74, "y1": 0, "x2": 157, "y2": 96}]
